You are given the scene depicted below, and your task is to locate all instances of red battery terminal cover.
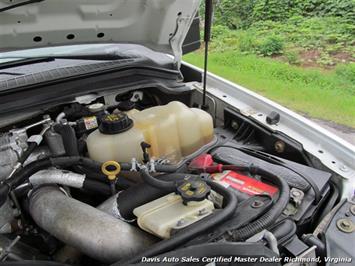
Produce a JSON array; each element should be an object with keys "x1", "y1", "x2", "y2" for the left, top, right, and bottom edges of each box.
[
  {"x1": 188, "y1": 154, "x2": 223, "y2": 173},
  {"x1": 213, "y1": 170, "x2": 278, "y2": 197}
]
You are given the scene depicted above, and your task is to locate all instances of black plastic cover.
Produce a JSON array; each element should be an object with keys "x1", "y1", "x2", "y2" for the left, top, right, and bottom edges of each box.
[{"x1": 182, "y1": 13, "x2": 201, "y2": 55}]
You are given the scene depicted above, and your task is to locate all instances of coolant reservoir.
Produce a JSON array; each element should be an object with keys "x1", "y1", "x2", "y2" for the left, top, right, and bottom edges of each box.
[
  {"x1": 87, "y1": 113, "x2": 145, "y2": 163},
  {"x1": 87, "y1": 101, "x2": 214, "y2": 163},
  {"x1": 133, "y1": 193, "x2": 215, "y2": 239}
]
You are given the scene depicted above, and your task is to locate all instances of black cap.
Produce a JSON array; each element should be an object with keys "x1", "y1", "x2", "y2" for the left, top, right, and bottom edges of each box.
[
  {"x1": 176, "y1": 175, "x2": 211, "y2": 204},
  {"x1": 99, "y1": 113, "x2": 133, "y2": 135},
  {"x1": 117, "y1": 100, "x2": 135, "y2": 111}
]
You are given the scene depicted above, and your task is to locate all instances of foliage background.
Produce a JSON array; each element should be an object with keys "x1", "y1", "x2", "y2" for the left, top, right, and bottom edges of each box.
[
  {"x1": 184, "y1": 0, "x2": 355, "y2": 127},
  {"x1": 205, "y1": 0, "x2": 354, "y2": 29}
]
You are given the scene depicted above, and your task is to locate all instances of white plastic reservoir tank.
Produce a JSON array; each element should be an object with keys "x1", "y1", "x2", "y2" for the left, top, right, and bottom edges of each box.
[{"x1": 86, "y1": 101, "x2": 214, "y2": 163}]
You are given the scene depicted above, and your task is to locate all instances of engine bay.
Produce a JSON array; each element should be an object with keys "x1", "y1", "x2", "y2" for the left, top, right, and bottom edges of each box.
[{"x1": 0, "y1": 87, "x2": 345, "y2": 265}]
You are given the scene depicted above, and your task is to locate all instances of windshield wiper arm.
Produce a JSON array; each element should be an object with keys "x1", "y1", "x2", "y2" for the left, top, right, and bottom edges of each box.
[
  {"x1": 0, "y1": 0, "x2": 45, "y2": 13},
  {"x1": 0, "y1": 57, "x2": 54, "y2": 70}
]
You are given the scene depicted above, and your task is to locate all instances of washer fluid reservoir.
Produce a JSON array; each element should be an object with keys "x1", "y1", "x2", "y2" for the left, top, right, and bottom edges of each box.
[
  {"x1": 87, "y1": 101, "x2": 214, "y2": 163},
  {"x1": 133, "y1": 193, "x2": 215, "y2": 239}
]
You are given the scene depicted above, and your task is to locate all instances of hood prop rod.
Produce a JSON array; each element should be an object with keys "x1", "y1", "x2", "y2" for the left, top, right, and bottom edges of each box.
[{"x1": 202, "y1": 0, "x2": 213, "y2": 110}]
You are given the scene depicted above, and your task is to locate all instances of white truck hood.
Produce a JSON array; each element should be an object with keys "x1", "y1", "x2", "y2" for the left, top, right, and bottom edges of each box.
[{"x1": 0, "y1": 0, "x2": 200, "y2": 63}]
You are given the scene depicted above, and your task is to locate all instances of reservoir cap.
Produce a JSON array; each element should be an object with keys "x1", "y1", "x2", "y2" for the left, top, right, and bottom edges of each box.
[
  {"x1": 176, "y1": 175, "x2": 211, "y2": 204},
  {"x1": 99, "y1": 113, "x2": 133, "y2": 134}
]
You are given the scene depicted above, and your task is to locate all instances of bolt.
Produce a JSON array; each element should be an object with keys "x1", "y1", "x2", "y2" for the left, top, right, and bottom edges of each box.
[
  {"x1": 198, "y1": 208, "x2": 208, "y2": 216},
  {"x1": 251, "y1": 200, "x2": 264, "y2": 208},
  {"x1": 190, "y1": 182, "x2": 199, "y2": 191},
  {"x1": 231, "y1": 121, "x2": 239, "y2": 130},
  {"x1": 339, "y1": 164, "x2": 348, "y2": 172},
  {"x1": 336, "y1": 218, "x2": 354, "y2": 233},
  {"x1": 292, "y1": 190, "x2": 302, "y2": 197},
  {"x1": 274, "y1": 141, "x2": 285, "y2": 153},
  {"x1": 341, "y1": 220, "x2": 351, "y2": 229}
]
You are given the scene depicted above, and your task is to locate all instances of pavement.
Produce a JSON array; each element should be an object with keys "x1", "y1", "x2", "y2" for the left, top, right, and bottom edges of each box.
[{"x1": 310, "y1": 118, "x2": 355, "y2": 146}]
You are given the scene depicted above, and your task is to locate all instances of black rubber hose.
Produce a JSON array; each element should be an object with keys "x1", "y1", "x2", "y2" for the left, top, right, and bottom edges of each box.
[
  {"x1": 115, "y1": 177, "x2": 136, "y2": 190},
  {"x1": 139, "y1": 168, "x2": 176, "y2": 190},
  {"x1": 82, "y1": 179, "x2": 111, "y2": 195},
  {"x1": 18, "y1": 142, "x2": 37, "y2": 164},
  {"x1": 0, "y1": 156, "x2": 113, "y2": 206},
  {"x1": 4, "y1": 155, "x2": 131, "y2": 193},
  {"x1": 54, "y1": 124, "x2": 79, "y2": 156},
  {"x1": 54, "y1": 125, "x2": 106, "y2": 189},
  {"x1": 117, "y1": 174, "x2": 187, "y2": 220},
  {"x1": 230, "y1": 166, "x2": 290, "y2": 241},
  {"x1": 54, "y1": 124, "x2": 84, "y2": 180},
  {"x1": 51, "y1": 156, "x2": 102, "y2": 172},
  {"x1": 13, "y1": 173, "x2": 116, "y2": 199},
  {"x1": 6, "y1": 159, "x2": 53, "y2": 188},
  {"x1": 0, "y1": 155, "x2": 178, "y2": 207},
  {"x1": 0, "y1": 184, "x2": 10, "y2": 207},
  {"x1": 77, "y1": 167, "x2": 135, "y2": 188},
  {"x1": 76, "y1": 161, "x2": 178, "y2": 174},
  {"x1": 0, "y1": 159, "x2": 52, "y2": 207},
  {"x1": 0, "y1": 140, "x2": 40, "y2": 205},
  {"x1": 5, "y1": 157, "x2": 101, "y2": 189},
  {"x1": 302, "y1": 234, "x2": 326, "y2": 258},
  {"x1": 120, "y1": 179, "x2": 238, "y2": 264},
  {"x1": 154, "y1": 164, "x2": 180, "y2": 173},
  {"x1": 314, "y1": 181, "x2": 339, "y2": 223}
]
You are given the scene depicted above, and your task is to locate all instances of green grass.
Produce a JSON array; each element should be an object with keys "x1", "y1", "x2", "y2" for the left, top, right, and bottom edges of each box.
[
  {"x1": 209, "y1": 17, "x2": 355, "y2": 67},
  {"x1": 184, "y1": 51, "x2": 355, "y2": 127}
]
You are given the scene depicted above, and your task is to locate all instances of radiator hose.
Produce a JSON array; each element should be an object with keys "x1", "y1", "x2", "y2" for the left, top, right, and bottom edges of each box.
[
  {"x1": 139, "y1": 168, "x2": 176, "y2": 190},
  {"x1": 28, "y1": 169, "x2": 112, "y2": 196},
  {"x1": 29, "y1": 186, "x2": 156, "y2": 263},
  {"x1": 0, "y1": 156, "x2": 104, "y2": 206}
]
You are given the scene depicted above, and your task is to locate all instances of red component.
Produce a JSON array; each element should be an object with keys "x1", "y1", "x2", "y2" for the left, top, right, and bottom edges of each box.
[
  {"x1": 204, "y1": 164, "x2": 224, "y2": 173},
  {"x1": 189, "y1": 154, "x2": 224, "y2": 173},
  {"x1": 218, "y1": 171, "x2": 278, "y2": 196},
  {"x1": 189, "y1": 154, "x2": 214, "y2": 170}
]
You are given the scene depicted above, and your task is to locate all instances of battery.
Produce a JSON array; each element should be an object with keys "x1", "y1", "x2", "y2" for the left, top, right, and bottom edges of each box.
[{"x1": 213, "y1": 170, "x2": 278, "y2": 197}]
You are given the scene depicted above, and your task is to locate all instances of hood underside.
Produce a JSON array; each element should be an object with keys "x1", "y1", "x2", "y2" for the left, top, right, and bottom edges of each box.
[{"x1": 0, "y1": 0, "x2": 200, "y2": 62}]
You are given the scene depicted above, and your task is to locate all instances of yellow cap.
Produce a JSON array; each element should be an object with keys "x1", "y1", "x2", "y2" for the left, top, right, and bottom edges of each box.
[{"x1": 101, "y1": 161, "x2": 121, "y2": 181}]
